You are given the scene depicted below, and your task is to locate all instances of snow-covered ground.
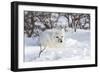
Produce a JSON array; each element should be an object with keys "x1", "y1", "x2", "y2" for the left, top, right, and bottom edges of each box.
[{"x1": 24, "y1": 29, "x2": 90, "y2": 62}]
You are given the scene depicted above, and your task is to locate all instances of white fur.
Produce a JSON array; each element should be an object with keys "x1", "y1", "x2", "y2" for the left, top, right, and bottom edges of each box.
[{"x1": 39, "y1": 29, "x2": 65, "y2": 50}]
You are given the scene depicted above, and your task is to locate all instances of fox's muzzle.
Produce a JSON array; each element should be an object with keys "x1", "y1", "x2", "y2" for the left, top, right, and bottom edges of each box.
[{"x1": 58, "y1": 39, "x2": 63, "y2": 43}]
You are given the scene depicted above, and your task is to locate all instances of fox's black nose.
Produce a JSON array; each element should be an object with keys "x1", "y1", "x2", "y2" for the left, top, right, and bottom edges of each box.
[{"x1": 60, "y1": 40, "x2": 62, "y2": 43}]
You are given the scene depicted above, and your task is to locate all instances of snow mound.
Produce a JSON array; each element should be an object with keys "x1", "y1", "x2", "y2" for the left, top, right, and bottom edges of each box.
[{"x1": 24, "y1": 39, "x2": 90, "y2": 62}]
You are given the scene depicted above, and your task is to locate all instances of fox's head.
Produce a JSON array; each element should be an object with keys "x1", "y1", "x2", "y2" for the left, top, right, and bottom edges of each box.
[{"x1": 52, "y1": 29, "x2": 65, "y2": 43}]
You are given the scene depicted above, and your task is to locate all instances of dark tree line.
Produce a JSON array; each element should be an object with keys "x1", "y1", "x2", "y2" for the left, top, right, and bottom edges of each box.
[{"x1": 24, "y1": 11, "x2": 90, "y2": 37}]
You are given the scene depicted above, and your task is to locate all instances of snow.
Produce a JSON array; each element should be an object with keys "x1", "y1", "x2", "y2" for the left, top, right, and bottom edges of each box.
[
  {"x1": 57, "y1": 16, "x2": 68, "y2": 27},
  {"x1": 69, "y1": 15, "x2": 72, "y2": 24},
  {"x1": 25, "y1": 36, "x2": 40, "y2": 46},
  {"x1": 80, "y1": 18, "x2": 86, "y2": 25},
  {"x1": 51, "y1": 13, "x2": 59, "y2": 22},
  {"x1": 24, "y1": 29, "x2": 90, "y2": 62},
  {"x1": 84, "y1": 23, "x2": 89, "y2": 28},
  {"x1": 34, "y1": 21, "x2": 46, "y2": 29}
]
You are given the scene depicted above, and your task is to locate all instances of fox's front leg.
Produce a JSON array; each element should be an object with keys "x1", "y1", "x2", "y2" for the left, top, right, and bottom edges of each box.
[{"x1": 39, "y1": 44, "x2": 46, "y2": 57}]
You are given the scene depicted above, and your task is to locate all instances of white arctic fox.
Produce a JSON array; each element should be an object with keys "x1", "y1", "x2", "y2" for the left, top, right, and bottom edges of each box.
[{"x1": 38, "y1": 29, "x2": 65, "y2": 57}]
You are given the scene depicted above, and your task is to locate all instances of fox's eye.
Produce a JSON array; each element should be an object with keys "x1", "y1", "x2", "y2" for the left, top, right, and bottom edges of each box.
[{"x1": 56, "y1": 36, "x2": 59, "y2": 38}]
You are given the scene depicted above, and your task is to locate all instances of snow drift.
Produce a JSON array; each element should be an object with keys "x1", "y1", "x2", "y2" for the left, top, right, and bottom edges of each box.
[{"x1": 24, "y1": 29, "x2": 90, "y2": 62}]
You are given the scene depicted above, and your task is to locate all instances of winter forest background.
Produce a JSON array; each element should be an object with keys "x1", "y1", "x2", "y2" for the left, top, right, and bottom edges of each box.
[
  {"x1": 24, "y1": 11, "x2": 90, "y2": 37},
  {"x1": 24, "y1": 11, "x2": 91, "y2": 62}
]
